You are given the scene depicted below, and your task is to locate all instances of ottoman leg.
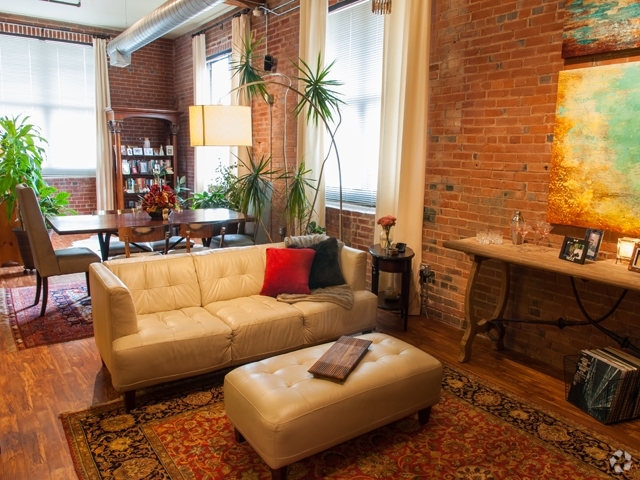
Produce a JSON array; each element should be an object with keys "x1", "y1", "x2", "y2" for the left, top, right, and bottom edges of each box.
[
  {"x1": 418, "y1": 406, "x2": 432, "y2": 425},
  {"x1": 234, "y1": 427, "x2": 245, "y2": 443},
  {"x1": 270, "y1": 465, "x2": 287, "y2": 480}
]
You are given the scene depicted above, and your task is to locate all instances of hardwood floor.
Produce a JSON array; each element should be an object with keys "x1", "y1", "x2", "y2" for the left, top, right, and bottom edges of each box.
[{"x1": 0, "y1": 233, "x2": 638, "y2": 479}]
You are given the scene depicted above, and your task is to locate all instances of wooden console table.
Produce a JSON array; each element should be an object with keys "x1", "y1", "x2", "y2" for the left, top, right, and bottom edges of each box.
[{"x1": 443, "y1": 238, "x2": 640, "y2": 363}]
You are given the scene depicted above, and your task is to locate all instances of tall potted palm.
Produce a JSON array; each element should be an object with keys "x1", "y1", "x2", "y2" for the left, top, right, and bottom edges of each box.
[{"x1": 231, "y1": 35, "x2": 344, "y2": 238}]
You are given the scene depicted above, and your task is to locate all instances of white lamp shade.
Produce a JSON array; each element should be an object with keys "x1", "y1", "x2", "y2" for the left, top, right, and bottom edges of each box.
[{"x1": 189, "y1": 105, "x2": 253, "y2": 147}]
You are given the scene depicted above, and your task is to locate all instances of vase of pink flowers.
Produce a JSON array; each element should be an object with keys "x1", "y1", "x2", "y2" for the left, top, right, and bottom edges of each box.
[{"x1": 377, "y1": 215, "x2": 396, "y2": 254}]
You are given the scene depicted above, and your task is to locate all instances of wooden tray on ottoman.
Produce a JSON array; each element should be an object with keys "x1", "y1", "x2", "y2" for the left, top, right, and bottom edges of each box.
[{"x1": 308, "y1": 335, "x2": 372, "y2": 381}]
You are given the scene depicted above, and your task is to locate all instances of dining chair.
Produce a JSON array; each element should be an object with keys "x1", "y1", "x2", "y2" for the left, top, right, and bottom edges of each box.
[
  {"x1": 170, "y1": 221, "x2": 228, "y2": 253},
  {"x1": 210, "y1": 187, "x2": 273, "y2": 248},
  {"x1": 92, "y1": 209, "x2": 153, "y2": 257},
  {"x1": 16, "y1": 184, "x2": 101, "y2": 317},
  {"x1": 116, "y1": 225, "x2": 170, "y2": 258}
]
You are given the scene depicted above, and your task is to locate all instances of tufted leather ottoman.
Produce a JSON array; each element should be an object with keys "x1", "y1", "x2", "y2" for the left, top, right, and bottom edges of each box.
[{"x1": 224, "y1": 332, "x2": 442, "y2": 479}]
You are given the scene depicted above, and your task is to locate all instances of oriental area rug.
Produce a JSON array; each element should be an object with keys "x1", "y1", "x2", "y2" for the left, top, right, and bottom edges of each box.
[
  {"x1": 60, "y1": 365, "x2": 640, "y2": 480},
  {"x1": 0, "y1": 282, "x2": 93, "y2": 350}
]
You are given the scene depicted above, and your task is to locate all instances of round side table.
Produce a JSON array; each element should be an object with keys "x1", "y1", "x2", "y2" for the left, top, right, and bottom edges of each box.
[{"x1": 369, "y1": 244, "x2": 415, "y2": 331}]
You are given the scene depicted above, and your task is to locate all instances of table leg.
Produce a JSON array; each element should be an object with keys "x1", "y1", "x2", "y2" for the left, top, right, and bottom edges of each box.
[
  {"x1": 371, "y1": 258, "x2": 380, "y2": 296},
  {"x1": 459, "y1": 255, "x2": 510, "y2": 362},
  {"x1": 401, "y1": 266, "x2": 411, "y2": 331},
  {"x1": 96, "y1": 232, "x2": 112, "y2": 262},
  {"x1": 459, "y1": 255, "x2": 484, "y2": 363}
]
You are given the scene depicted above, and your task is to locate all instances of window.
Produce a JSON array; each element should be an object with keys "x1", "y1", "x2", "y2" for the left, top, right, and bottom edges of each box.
[
  {"x1": 0, "y1": 35, "x2": 96, "y2": 176},
  {"x1": 198, "y1": 50, "x2": 232, "y2": 189},
  {"x1": 325, "y1": 0, "x2": 384, "y2": 208}
]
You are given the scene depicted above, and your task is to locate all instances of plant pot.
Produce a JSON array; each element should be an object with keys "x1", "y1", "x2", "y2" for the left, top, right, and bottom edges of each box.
[{"x1": 12, "y1": 228, "x2": 35, "y2": 273}]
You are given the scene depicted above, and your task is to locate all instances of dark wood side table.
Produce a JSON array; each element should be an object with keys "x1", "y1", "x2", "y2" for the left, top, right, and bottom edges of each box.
[{"x1": 369, "y1": 244, "x2": 415, "y2": 331}]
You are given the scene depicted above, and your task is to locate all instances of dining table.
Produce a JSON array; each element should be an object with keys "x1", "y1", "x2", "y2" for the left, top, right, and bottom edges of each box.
[{"x1": 47, "y1": 208, "x2": 245, "y2": 261}]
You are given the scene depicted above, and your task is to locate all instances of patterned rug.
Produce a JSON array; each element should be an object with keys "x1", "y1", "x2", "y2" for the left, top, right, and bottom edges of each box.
[
  {"x1": 0, "y1": 282, "x2": 93, "y2": 350},
  {"x1": 60, "y1": 365, "x2": 640, "y2": 479}
]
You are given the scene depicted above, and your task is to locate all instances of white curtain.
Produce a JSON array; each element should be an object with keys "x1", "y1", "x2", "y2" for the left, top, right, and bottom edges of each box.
[
  {"x1": 192, "y1": 34, "x2": 210, "y2": 194},
  {"x1": 94, "y1": 38, "x2": 114, "y2": 210},
  {"x1": 376, "y1": 0, "x2": 431, "y2": 314},
  {"x1": 232, "y1": 14, "x2": 251, "y2": 178},
  {"x1": 297, "y1": 0, "x2": 328, "y2": 229}
]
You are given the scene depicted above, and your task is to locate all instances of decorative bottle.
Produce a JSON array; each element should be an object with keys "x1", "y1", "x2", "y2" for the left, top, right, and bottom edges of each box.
[{"x1": 510, "y1": 211, "x2": 524, "y2": 245}]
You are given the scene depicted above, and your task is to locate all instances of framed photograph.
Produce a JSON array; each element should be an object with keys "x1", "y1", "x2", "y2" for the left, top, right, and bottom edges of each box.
[
  {"x1": 629, "y1": 243, "x2": 640, "y2": 273},
  {"x1": 120, "y1": 145, "x2": 127, "y2": 155},
  {"x1": 559, "y1": 236, "x2": 588, "y2": 264},
  {"x1": 126, "y1": 147, "x2": 133, "y2": 156},
  {"x1": 133, "y1": 147, "x2": 143, "y2": 156},
  {"x1": 165, "y1": 145, "x2": 174, "y2": 156},
  {"x1": 584, "y1": 228, "x2": 604, "y2": 261},
  {"x1": 143, "y1": 147, "x2": 154, "y2": 156},
  {"x1": 139, "y1": 161, "x2": 148, "y2": 174},
  {"x1": 121, "y1": 160, "x2": 130, "y2": 175},
  {"x1": 153, "y1": 148, "x2": 160, "y2": 156},
  {"x1": 152, "y1": 162, "x2": 161, "y2": 174}
]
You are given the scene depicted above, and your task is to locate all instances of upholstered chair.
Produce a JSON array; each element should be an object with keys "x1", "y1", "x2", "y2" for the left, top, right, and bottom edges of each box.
[
  {"x1": 16, "y1": 184, "x2": 101, "y2": 317},
  {"x1": 210, "y1": 187, "x2": 273, "y2": 248}
]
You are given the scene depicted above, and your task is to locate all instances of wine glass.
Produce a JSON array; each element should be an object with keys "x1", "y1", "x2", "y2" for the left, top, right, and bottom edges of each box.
[
  {"x1": 519, "y1": 222, "x2": 531, "y2": 247},
  {"x1": 537, "y1": 221, "x2": 552, "y2": 247}
]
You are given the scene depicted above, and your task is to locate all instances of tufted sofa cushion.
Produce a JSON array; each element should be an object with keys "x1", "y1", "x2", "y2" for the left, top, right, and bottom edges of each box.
[
  {"x1": 193, "y1": 245, "x2": 268, "y2": 304},
  {"x1": 105, "y1": 254, "x2": 201, "y2": 315}
]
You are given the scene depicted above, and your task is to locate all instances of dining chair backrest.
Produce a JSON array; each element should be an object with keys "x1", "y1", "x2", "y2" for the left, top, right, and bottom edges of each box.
[
  {"x1": 93, "y1": 209, "x2": 136, "y2": 215},
  {"x1": 118, "y1": 225, "x2": 169, "y2": 257},
  {"x1": 178, "y1": 221, "x2": 227, "y2": 253},
  {"x1": 240, "y1": 184, "x2": 273, "y2": 245},
  {"x1": 16, "y1": 184, "x2": 59, "y2": 277}
]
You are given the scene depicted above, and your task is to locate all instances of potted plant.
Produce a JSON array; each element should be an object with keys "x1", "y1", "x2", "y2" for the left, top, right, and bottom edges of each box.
[
  {"x1": 232, "y1": 35, "x2": 344, "y2": 238},
  {"x1": 0, "y1": 114, "x2": 76, "y2": 271}
]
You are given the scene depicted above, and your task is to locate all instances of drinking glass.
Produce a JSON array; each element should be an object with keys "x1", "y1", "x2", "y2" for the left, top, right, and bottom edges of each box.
[
  {"x1": 489, "y1": 229, "x2": 503, "y2": 245},
  {"x1": 519, "y1": 222, "x2": 532, "y2": 247},
  {"x1": 476, "y1": 229, "x2": 489, "y2": 244},
  {"x1": 537, "y1": 221, "x2": 552, "y2": 247}
]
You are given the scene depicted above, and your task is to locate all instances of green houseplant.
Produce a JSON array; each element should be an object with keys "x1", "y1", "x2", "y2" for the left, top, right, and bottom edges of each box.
[
  {"x1": 231, "y1": 35, "x2": 344, "y2": 238},
  {"x1": 0, "y1": 114, "x2": 76, "y2": 270}
]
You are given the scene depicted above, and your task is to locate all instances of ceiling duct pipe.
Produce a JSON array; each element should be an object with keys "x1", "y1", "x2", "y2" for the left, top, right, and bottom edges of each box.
[{"x1": 107, "y1": 0, "x2": 225, "y2": 67}]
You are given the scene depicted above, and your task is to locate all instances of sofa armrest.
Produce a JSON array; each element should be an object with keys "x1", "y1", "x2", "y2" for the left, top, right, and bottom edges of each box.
[
  {"x1": 340, "y1": 245, "x2": 368, "y2": 291},
  {"x1": 89, "y1": 263, "x2": 138, "y2": 367}
]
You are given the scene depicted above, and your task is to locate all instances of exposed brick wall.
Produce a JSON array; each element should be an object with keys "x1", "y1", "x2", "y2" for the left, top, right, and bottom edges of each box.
[
  {"x1": 44, "y1": 177, "x2": 96, "y2": 214},
  {"x1": 427, "y1": 0, "x2": 640, "y2": 369}
]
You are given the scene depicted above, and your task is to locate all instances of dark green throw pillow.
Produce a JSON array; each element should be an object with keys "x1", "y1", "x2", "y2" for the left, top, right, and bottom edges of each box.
[{"x1": 289, "y1": 237, "x2": 345, "y2": 289}]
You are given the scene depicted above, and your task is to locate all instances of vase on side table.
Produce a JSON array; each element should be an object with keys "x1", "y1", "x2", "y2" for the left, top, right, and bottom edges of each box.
[{"x1": 380, "y1": 229, "x2": 393, "y2": 255}]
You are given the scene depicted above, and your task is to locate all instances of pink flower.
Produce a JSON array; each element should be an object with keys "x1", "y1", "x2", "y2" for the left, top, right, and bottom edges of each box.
[{"x1": 377, "y1": 215, "x2": 396, "y2": 229}]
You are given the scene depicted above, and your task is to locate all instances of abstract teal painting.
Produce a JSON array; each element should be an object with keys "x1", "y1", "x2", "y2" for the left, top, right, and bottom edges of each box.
[
  {"x1": 563, "y1": 0, "x2": 640, "y2": 58},
  {"x1": 548, "y1": 62, "x2": 640, "y2": 236}
]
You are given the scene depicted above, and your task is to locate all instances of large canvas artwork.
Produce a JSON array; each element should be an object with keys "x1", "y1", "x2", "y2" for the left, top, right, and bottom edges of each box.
[
  {"x1": 562, "y1": 0, "x2": 640, "y2": 58},
  {"x1": 548, "y1": 62, "x2": 640, "y2": 236}
]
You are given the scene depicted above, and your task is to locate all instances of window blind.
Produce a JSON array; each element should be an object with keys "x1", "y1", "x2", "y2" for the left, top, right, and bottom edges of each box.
[
  {"x1": 0, "y1": 34, "x2": 96, "y2": 175},
  {"x1": 325, "y1": 0, "x2": 383, "y2": 208}
]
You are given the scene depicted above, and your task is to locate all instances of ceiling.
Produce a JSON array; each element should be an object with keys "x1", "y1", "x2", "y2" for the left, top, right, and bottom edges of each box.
[{"x1": 0, "y1": 0, "x2": 242, "y2": 39}]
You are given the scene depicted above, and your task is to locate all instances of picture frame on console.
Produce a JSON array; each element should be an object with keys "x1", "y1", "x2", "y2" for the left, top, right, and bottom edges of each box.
[
  {"x1": 629, "y1": 243, "x2": 640, "y2": 273},
  {"x1": 559, "y1": 236, "x2": 588, "y2": 264},
  {"x1": 584, "y1": 228, "x2": 604, "y2": 261}
]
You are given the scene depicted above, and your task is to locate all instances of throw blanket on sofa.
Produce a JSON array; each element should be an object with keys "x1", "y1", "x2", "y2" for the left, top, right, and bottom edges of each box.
[{"x1": 277, "y1": 284, "x2": 354, "y2": 310}]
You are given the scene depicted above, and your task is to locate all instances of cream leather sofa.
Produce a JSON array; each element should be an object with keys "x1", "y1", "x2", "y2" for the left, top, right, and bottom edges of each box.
[{"x1": 89, "y1": 243, "x2": 378, "y2": 408}]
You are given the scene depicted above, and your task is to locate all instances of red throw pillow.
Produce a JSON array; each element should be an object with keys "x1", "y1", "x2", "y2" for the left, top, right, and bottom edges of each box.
[{"x1": 260, "y1": 247, "x2": 316, "y2": 297}]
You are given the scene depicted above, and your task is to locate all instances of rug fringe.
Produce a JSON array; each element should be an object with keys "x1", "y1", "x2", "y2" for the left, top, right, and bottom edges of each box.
[{"x1": 0, "y1": 288, "x2": 17, "y2": 353}]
